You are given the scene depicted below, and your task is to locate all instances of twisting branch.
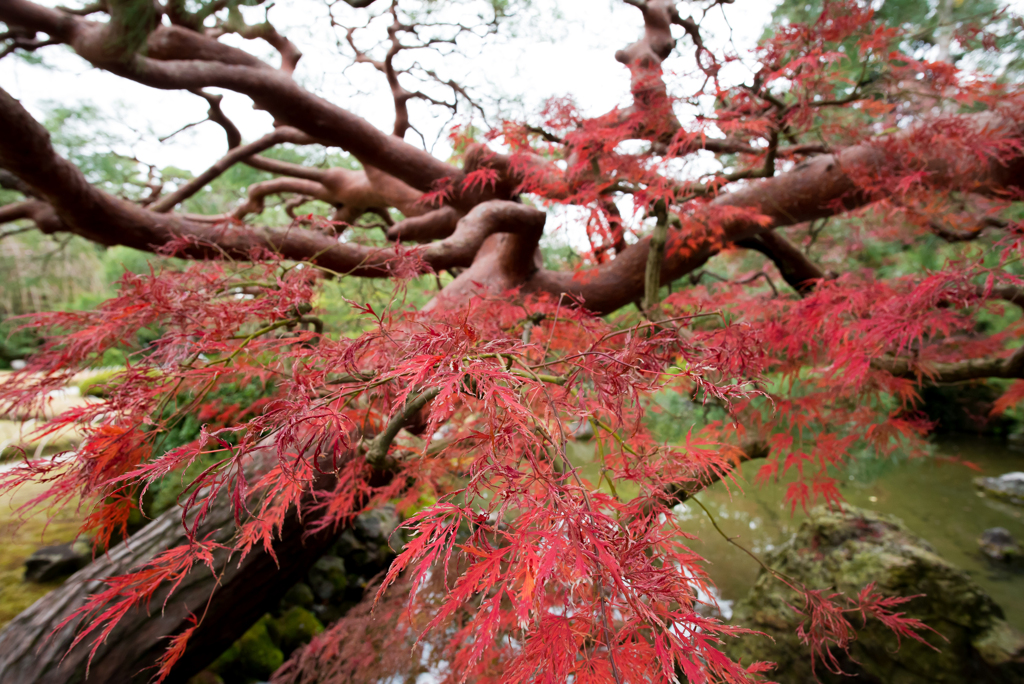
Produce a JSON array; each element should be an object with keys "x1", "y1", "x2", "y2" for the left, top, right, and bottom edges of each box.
[
  {"x1": 231, "y1": 177, "x2": 331, "y2": 220},
  {"x1": 736, "y1": 230, "x2": 828, "y2": 296},
  {"x1": 345, "y1": 3, "x2": 478, "y2": 140},
  {"x1": 387, "y1": 205, "x2": 462, "y2": 242},
  {"x1": 0, "y1": 199, "x2": 67, "y2": 235},
  {"x1": 214, "y1": 4, "x2": 302, "y2": 74},
  {"x1": 150, "y1": 126, "x2": 313, "y2": 213},
  {"x1": 189, "y1": 89, "x2": 242, "y2": 150},
  {"x1": 0, "y1": 87, "x2": 549, "y2": 282},
  {"x1": 873, "y1": 346, "x2": 1024, "y2": 383},
  {"x1": 365, "y1": 387, "x2": 442, "y2": 467}
]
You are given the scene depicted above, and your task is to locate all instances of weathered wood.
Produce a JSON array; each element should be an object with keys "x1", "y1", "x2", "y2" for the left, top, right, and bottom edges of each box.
[{"x1": 0, "y1": 467, "x2": 340, "y2": 684}]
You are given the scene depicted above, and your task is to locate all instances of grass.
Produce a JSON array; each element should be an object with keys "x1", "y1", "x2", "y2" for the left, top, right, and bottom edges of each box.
[{"x1": 0, "y1": 464, "x2": 83, "y2": 630}]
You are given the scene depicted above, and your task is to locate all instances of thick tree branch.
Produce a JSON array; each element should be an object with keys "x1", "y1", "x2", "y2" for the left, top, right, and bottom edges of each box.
[
  {"x1": 386, "y1": 205, "x2": 462, "y2": 243},
  {"x1": 0, "y1": 86, "x2": 545, "y2": 282},
  {"x1": 230, "y1": 177, "x2": 332, "y2": 220},
  {"x1": 242, "y1": 155, "x2": 428, "y2": 224},
  {"x1": 506, "y1": 112, "x2": 1024, "y2": 314},
  {"x1": 243, "y1": 155, "x2": 329, "y2": 182},
  {"x1": 736, "y1": 230, "x2": 828, "y2": 296},
  {"x1": 0, "y1": 168, "x2": 35, "y2": 196},
  {"x1": 2, "y1": 0, "x2": 1023, "y2": 320},
  {"x1": 0, "y1": 2, "x2": 488, "y2": 207},
  {"x1": 365, "y1": 387, "x2": 442, "y2": 467},
  {"x1": 0, "y1": 199, "x2": 69, "y2": 235},
  {"x1": 873, "y1": 346, "x2": 1024, "y2": 383}
]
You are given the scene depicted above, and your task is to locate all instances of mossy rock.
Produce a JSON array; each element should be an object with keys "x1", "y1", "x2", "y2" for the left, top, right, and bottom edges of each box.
[
  {"x1": 186, "y1": 672, "x2": 225, "y2": 684},
  {"x1": 308, "y1": 555, "x2": 348, "y2": 603},
  {"x1": 209, "y1": 614, "x2": 284, "y2": 684},
  {"x1": 976, "y1": 473, "x2": 1024, "y2": 507},
  {"x1": 279, "y1": 582, "x2": 315, "y2": 611},
  {"x1": 272, "y1": 606, "x2": 324, "y2": 655},
  {"x1": 332, "y1": 504, "x2": 401, "y2": 574},
  {"x1": 725, "y1": 504, "x2": 1024, "y2": 683}
]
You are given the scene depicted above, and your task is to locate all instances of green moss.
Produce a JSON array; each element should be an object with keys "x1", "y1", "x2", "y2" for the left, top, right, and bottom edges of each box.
[
  {"x1": 0, "y1": 474, "x2": 83, "y2": 630},
  {"x1": 308, "y1": 555, "x2": 348, "y2": 603},
  {"x1": 0, "y1": 569, "x2": 62, "y2": 629},
  {"x1": 272, "y1": 606, "x2": 324, "y2": 655},
  {"x1": 279, "y1": 582, "x2": 315, "y2": 611},
  {"x1": 209, "y1": 615, "x2": 284, "y2": 684},
  {"x1": 974, "y1": 620, "x2": 1024, "y2": 667}
]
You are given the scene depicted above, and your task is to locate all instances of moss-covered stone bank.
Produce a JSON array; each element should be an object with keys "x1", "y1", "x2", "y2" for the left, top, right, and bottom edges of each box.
[
  {"x1": 725, "y1": 505, "x2": 1024, "y2": 683},
  {"x1": 191, "y1": 506, "x2": 402, "y2": 684}
]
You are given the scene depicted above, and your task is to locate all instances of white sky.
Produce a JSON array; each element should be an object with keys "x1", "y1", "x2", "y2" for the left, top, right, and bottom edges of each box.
[
  {"x1": 3, "y1": 0, "x2": 1021, "y2": 253},
  {"x1": 0, "y1": 0, "x2": 780, "y2": 174}
]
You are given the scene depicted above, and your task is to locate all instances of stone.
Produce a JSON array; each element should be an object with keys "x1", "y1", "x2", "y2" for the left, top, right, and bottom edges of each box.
[
  {"x1": 23, "y1": 539, "x2": 91, "y2": 583},
  {"x1": 279, "y1": 582, "x2": 315, "y2": 611},
  {"x1": 725, "y1": 505, "x2": 1024, "y2": 683},
  {"x1": 975, "y1": 472, "x2": 1024, "y2": 506},
  {"x1": 308, "y1": 555, "x2": 348, "y2": 603},
  {"x1": 353, "y1": 504, "x2": 399, "y2": 545},
  {"x1": 335, "y1": 505, "x2": 401, "y2": 574},
  {"x1": 979, "y1": 527, "x2": 1023, "y2": 565},
  {"x1": 272, "y1": 606, "x2": 324, "y2": 655},
  {"x1": 186, "y1": 672, "x2": 225, "y2": 684}
]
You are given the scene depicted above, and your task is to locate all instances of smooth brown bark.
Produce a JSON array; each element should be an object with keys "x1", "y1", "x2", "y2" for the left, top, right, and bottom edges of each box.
[
  {"x1": 737, "y1": 230, "x2": 828, "y2": 295},
  {"x1": 0, "y1": 88, "x2": 537, "y2": 278}
]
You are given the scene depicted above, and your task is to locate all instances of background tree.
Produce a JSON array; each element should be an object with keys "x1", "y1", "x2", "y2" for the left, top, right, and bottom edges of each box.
[{"x1": 0, "y1": 0, "x2": 1023, "y2": 682}]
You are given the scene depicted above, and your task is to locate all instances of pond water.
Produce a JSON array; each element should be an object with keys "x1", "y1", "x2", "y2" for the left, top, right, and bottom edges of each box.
[{"x1": 658, "y1": 436, "x2": 1024, "y2": 630}]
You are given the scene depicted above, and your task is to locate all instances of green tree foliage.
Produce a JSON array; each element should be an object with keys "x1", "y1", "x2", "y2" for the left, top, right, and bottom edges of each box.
[{"x1": 770, "y1": 0, "x2": 1024, "y2": 77}]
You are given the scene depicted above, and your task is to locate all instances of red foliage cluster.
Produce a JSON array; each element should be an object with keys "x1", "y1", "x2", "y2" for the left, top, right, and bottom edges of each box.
[
  {"x1": 0, "y1": 238, "x2": 980, "y2": 681},
  {"x1": 1, "y1": 0, "x2": 1023, "y2": 682}
]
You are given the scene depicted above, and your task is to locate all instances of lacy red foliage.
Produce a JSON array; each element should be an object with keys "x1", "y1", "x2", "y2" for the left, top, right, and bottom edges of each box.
[
  {"x1": 0, "y1": 246, "x2": 972, "y2": 681},
  {"x1": 2, "y1": 1, "x2": 1023, "y2": 682}
]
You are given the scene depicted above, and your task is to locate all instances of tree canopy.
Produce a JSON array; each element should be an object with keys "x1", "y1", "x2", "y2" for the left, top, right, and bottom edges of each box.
[{"x1": 1, "y1": 0, "x2": 1023, "y2": 682}]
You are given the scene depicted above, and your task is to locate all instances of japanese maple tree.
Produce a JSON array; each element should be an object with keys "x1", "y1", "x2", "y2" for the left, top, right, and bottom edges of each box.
[{"x1": 0, "y1": 0, "x2": 1023, "y2": 682}]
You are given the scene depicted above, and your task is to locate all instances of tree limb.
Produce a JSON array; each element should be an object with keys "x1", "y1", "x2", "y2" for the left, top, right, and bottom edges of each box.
[
  {"x1": 873, "y1": 346, "x2": 1024, "y2": 383},
  {"x1": 736, "y1": 230, "x2": 828, "y2": 296},
  {"x1": 150, "y1": 127, "x2": 313, "y2": 213}
]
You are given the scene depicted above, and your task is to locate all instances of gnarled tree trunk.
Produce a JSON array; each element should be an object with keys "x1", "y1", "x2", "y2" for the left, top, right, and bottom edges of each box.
[{"x1": 0, "y1": 479, "x2": 338, "y2": 684}]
